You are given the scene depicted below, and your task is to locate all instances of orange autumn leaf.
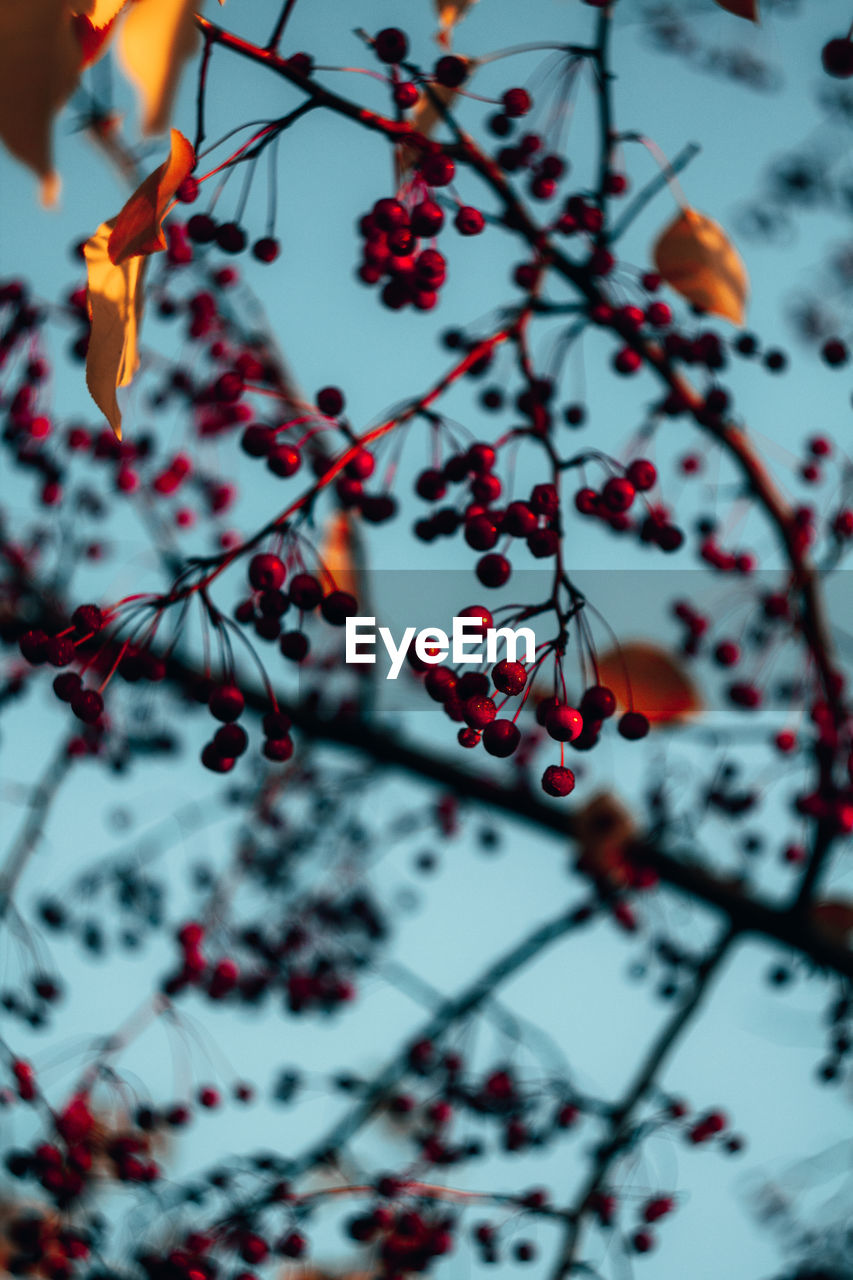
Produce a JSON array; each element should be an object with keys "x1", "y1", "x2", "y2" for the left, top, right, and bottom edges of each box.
[
  {"x1": 0, "y1": 0, "x2": 85, "y2": 203},
  {"x1": 320, "y1": 510, "x2": 360, "y2": 599},
  {"x1": 71, "y1": 0, "x2": 130, "y2": 65},
  {"x1": 76, "y1": 0, "x2": 129, "y2": 24},
  {"x1": 109, "y1": 128, "x2": 195, "y2": 262},
  {"x1": 653, "y1": 207, "x2": 749, "y2": 326},
  {"x1": 71, "y1": 12, "x2": 120, "y2": 65},
  {"x1": 714, "y1": 0, "x2": 759, "y2": 20},
  {"x1": 572, "y1": 792, "x2": 637, "y2": 885},
  {"x1": 396, "y1": 62, "x2": 474, "y2": 179},
  {"x1": 435, "y1": 0, "x2": 479, "y2": 47},
  {"x1": 595, "y1": 641, "x2": 703, "y2": 725},
  {"x1": 84, "y1": 220, "x2": 148, "y2": 440},
  {"x1": 117, "y1": 0, "x2": 201, "y2": 135}
]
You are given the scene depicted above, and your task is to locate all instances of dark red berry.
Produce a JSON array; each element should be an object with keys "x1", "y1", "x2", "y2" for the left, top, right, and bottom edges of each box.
[
  {"x1": 288, "y1": 573, "x2": 323, "y2": 610},
  {"x1": 249, "y1": 553, "x2": 285, "y2": 591},
  {"x1": 71, "y1": 689, "x2": 103, "y2": 724},
  {"x1": 482, "y1": 719, "x2": 521, "y2": 757},
  {"x1": 492, "y1": 660, "x2": 526, "y2": 695},
  {"x1": 455, "y1": 206, "x2": 485, "y2": 236},
  {"x1": 321, "y1": 590, "x2": 357, "y2": 625},
  {"x1": 618, "y1": 711, "x2": 649, "y2": 740},
  {"x1": 434, "y1": 55, "x2": 467, "y2": 87},
  {"x1": 252, "y1": 236, "x2": 280, "y2": 263},
  {"x1": 208, "y1": 684, "x2": 245, "y2": 722},
  {"x1": 822, "y1": 37, "x2": 853, "y2": 78},
  {"x1": 374, "y1": 27, "x2": 408, "y2": 63},
  {"x1": 476, "y1": 554, "x2": 511, "y2": 587},
  {"x1": 580, "y1": 685, "x2": 616, "y2": 719},
  {"x1": 546, "y1": 704, "x2": 583, "y2": 742},
  {"x1": 542, "y1": 765, "x2": 575, "y2": 796},
  {"x1": 502, "y1": 87, "x2": 531, "y2": 117}
]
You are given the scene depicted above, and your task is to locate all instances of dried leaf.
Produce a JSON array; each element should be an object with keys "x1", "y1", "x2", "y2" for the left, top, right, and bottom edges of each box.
[
  {"x1": 573, "y1": 792, "x2": 637, "y2": 885},
  {"x1": 76, "y1": 0, "x2": 129, "y2": 23},
  {"x1": 435, "y1": 0, "x2": 478, "y2": 47},
  {"x1": 713, "y1": 0, "x2": 759, "y2": 20},
  {"x1": 595, "y1": 641, "x2": 703, "y2": 725},
  {"x1": 109, "y1": 128, "x2": 195, "y2": 262},
  {"x1": 396, "y1": 61, "x2": 473, "y2": 179},
  {"x1": 117, "y1": 0, "x2": 201, "y2": 135},
  {"x1": 811, "y1": 899, "x2": 853, "y2": 946},
  {"x1": 0, "y1": 0, "x2": 84, "y2": 203},
  {"x1": 71, "y1": 0, "x2": 129, "y2": 65},
  {"x1": 653, "y1": 207, "x2": 749, "y2": 326},
  {"x1": 84, "y1": 220, "x2": 148, "y2": 439},
  {"x1": 319, "y1": 511, "x2": 360, "y2": 599}
]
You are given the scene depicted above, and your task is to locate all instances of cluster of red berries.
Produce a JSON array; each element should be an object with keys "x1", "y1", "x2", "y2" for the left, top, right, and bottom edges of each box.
[
  {"x1": 473, "y1": 1220, "x2": 537, "y2": 1266},
  {"x1": 185, "y1": 210, "x2": 280, "y2": 263},
  {"x1": 573, "y1": 458, "x2": 682, "y2": 552},
  {"x1": 19, "y1": 605, "x2": 106, "y2": 727},
  {"x1": 495, "y1": 121, "x2": 574, "y2": 205},
  {"x1": 234, "y1": 552, "x2": 358, "y2": 655},
  {"x1": 357, "y1": 194, "x2": 455, "y2": 312},
  {"x1": 5, "y1": 1092, "x2": 160, "y2": 1210},
  {"x1": 167, "y1": 889, "x2": 384, "y2": 1014},
  {"x1": 344, "y1": 1200, "x2": 456, "y2": 1276},
  {"x1": 391, "y1": 1043, "x2": 591, "y2": 1164}
]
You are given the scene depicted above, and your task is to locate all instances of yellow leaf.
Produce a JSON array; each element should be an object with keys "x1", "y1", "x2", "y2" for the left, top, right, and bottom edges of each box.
[
  {"x1": 109, "y1": 128, "x2": 195, "y2": 262},
  {"x1": 396, "y1": 61, "x2": 473, "y2": 179},
  {"x1": 714, "y1": 0, "x2": 759, "y2": 20},
  {"x1": 117, "y1": 0, "x2": 201, "y2": 135},
  {"x1": 653, "y1": 207, "x2": 749, "y2": 326},
  {"x1": 595, "y1": 641, "x2": 703, "y2": 725},
  {"x1": 435, "y1": 0, "x2": 478, "y2": 47},
  {"x1": 71, "y1": 0, "x2": 129, "y2": 64},
  {"x1": 84, "y1": 220, "x2": 148, "y2": 440},
  {"x1": 75, "y1": 0, "x2": 129, "y2": 23},
  {"x1": 0, "y1": 0, "x2": 84, "y2": 202}
]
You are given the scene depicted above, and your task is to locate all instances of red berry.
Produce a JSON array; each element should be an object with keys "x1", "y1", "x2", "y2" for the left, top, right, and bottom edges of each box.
[
  {"x1": 420, "y1": 153, "x2": 456, "y2": 186},
  {"x1": 626, "y1": 458, "x2": 656, "y2": 491},
  {"x1": 618, "y1": 711, "x2": 649, "y2": 740},
  {"x1": 316, "y1": 385, "x2": 345, "y2": 416},
  {"x1": 394, "y1": 81, "x2": 419, "y2": 108},
  {"x1": 248, "y1": 553, "x2": 285, "y2": 591},
  {"x1": 454, "y1": 205, "x2": 485, "y2": 236},
  {"x1": 492, "y1": 660, "x2": 527, "y2": 695},
  {"x1": 280, "y1": 632, "x2": 309, "y2": 662},
  {"x1": 482, "y1": 719, "x2": 521, "y2": 757},
  {"x1": 374, "y1": 27, "x2": 408, "y2": 63},
  {"x1": 601, "y1": 476, "x2": 635, "y2": 513},
  {"x1": 580, "y1": 685, "x2": 616, "y2": 719},
  {"x1": 545, "y1": 704, "x2": 583, "y2": 742},
  {"x1": 289, "y1": 573, "x2": 323, "y2": 610},
  {"x1": 476, "y1": 554, "x2": 511, "y2": 587},
  {"x1": 321, "y1": 590, "x2": 357, "y2": 625},
  {"x1": 434, "y1": 55, "x2": 467, "y2": 88},
  {"x1": 252, "y1": 236, "x2": 280, "y2": 262},
  {"x1": 822, "y1": 37, "x2": 853, "y2": 78},
  {"x1": 502, "y1": 87, "x2": 531, "y2": 117},
  {"x1": 71, "y1": 689, "x2": 103, "y2": 724},
  {"x1": 208, "y1": 684, "x2": 245, "y2": 722},
  {"x1": 463, "y1": 695, "x2": 497, "y2": 730},
  {"x1": 268, "y1": 444, "x2": 301, "y2": 477},
  {"x1": 541, "y1": 765, "x2": 575, "y2": 797}
]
